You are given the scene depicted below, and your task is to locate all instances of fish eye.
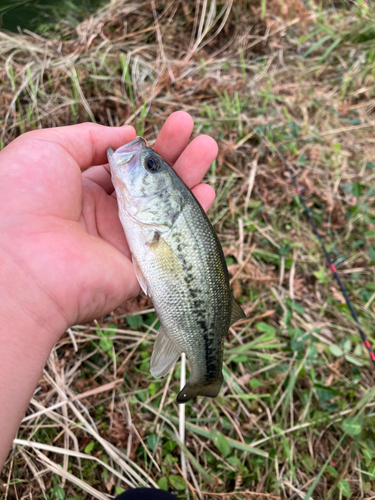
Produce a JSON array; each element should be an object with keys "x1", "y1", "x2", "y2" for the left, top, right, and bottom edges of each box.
[{"x1": 145, "y1": 155, "x2": 161, "y2": 173}]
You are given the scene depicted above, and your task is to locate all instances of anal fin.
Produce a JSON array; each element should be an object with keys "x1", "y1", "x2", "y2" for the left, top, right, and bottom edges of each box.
[
  {"x1": 150, "y1": 326, "x2": 182, "y2": 379},
  {"x1": 230, "y1": 293, "x2": 246, "y2": 325}
]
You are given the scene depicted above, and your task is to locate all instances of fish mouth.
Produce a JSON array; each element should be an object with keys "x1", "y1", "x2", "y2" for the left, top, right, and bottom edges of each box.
[{"x1": 107, "y1": 137, "x2": 147, "y2": 165}]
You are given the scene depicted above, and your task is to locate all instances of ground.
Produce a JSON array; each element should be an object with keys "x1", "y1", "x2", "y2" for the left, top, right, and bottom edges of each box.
[{"x1": 1, "y1": 0, "x2": 375, "y2": 498}]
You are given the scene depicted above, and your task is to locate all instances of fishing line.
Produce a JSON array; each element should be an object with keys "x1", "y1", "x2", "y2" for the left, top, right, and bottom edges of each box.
[
  {"x1": 179, "y1": 353, "x2": 188, "y2": 489},
  {"x1": 274, "y1": 143, "x2": 375, "y2": 366}
]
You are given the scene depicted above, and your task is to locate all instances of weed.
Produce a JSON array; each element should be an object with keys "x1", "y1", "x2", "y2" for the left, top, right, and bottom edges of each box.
[{"x1": 1, "y1": 0, "x2": 375, "y2": 499}]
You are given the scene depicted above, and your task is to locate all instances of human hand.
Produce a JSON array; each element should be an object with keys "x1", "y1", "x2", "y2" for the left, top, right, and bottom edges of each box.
[
  {"x1": 0, "y1": 111, "x2": 217, "y2": 335},
  {"x1": 0, "y1": 111, "x2": 217, "y2": 468}
]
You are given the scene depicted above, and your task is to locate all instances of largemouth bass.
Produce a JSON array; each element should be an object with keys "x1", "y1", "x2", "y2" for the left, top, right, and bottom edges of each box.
[{"x1": 107, "y1": 138, "x2": 245, "y2": 403}]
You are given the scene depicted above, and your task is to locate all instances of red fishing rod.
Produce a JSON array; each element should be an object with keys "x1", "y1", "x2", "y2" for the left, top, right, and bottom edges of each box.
[{"x1": 276, "y1": 144, "x2": 375, "y2": 366}]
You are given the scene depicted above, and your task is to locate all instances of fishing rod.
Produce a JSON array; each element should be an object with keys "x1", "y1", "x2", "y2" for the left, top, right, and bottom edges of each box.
[{"x1": 275, "y1": 143, "x2": 375, "y2": 366}]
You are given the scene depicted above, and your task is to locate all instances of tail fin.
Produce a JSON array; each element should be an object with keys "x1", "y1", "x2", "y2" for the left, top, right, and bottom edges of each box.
[{"x1": 176, "y1": 374, "x2": 223, "y2": 404}]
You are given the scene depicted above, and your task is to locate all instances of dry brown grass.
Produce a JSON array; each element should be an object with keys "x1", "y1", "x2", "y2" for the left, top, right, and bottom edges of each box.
[{"x1": 2, "y1": 0, "x2": 375, "y2": 498}]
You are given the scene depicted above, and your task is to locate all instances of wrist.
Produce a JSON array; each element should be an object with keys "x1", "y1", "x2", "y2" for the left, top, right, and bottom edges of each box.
[
  {"x1": 0, "y1": 251, "x2": 69, "y2": 469},
  {"x1": 0, "y1": 248, "x2": 69, "y2": 352}
]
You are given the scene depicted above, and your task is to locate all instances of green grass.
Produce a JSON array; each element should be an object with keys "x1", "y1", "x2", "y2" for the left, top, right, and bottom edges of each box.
[
  {"x1": 2, "y1": 0, "x2": 375, "y2": 498},
  {"x1": 0, "y1": 0, "x2": 105, "y2": 33}
]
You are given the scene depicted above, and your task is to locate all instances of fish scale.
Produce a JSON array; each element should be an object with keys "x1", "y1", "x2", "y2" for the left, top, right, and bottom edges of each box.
[
  {"x1": 157, "y1": 205, "x2": 231, "y2": 386},
  {"x1": 107, "y1": 137, "x2": 245, "y2": 403}
]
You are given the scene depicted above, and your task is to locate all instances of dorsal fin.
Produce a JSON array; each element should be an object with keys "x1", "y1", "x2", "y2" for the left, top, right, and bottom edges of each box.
[{"x1": 230, "y1": 294, "x2": 246, "y2": 325}]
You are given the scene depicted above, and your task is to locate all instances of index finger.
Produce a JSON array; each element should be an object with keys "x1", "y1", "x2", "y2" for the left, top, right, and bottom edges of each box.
[{"x1": 153, "y1": 111, "x2": 194, "y2": 165}]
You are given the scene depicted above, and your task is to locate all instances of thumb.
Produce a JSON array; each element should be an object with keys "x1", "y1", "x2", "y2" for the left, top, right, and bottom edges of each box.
[{"x1": 8, "y1": 123, "x2": 137, "y2": 170}]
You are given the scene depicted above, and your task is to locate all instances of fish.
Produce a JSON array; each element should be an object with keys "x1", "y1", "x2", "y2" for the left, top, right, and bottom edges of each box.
[{"x1": 107, "y1": 137, "x2": 245, "y2": 403}]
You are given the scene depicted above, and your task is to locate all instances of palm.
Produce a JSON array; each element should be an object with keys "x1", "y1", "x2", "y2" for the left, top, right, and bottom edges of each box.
[{"x1": 0, "y1": 112, "x2": 217, "y2": 327}]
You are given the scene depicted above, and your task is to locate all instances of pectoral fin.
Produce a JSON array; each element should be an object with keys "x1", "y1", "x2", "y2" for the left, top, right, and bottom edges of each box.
[
  {"x1": 132, "y1": 256, "x2": 150, "y2": 297},
  {"x1": 230, "y1": 294, "x2": 246, "y2": 325},
  {"x1": 150, "y1": 326, "x2": 182, "y2": 378},
  {"x1": 147, "y1": 232, "x2": 185, "y2": 276}
]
